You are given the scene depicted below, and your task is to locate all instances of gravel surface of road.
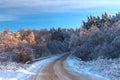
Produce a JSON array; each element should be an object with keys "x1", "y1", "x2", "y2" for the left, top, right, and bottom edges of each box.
[{"x1": 28, "y1": 54, "x2": 107, "y2": 80}]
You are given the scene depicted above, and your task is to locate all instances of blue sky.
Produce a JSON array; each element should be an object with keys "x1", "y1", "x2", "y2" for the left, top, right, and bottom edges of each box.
[{"x1": 0, "y1": 0, "x2": 120, "y2": 31}]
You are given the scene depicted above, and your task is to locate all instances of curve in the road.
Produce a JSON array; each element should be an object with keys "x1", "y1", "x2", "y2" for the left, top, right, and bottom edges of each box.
[
  {"x1": 41, "y1": 55, "x2": 80, "y2": 80},
  {"x1": 28, "y1": 54, "x2": 107, "y2": 80}
]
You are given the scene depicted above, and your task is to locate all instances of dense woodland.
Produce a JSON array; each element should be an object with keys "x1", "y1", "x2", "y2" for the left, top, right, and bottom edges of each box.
[{"x1": 0, "y1": 12, "x2": 120, "y2": 63}]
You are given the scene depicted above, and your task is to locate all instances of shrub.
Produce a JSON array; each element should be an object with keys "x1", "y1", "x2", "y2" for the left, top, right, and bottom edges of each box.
[{"x1": 12, "y1": 43, "x2": 34, "y2": 63}]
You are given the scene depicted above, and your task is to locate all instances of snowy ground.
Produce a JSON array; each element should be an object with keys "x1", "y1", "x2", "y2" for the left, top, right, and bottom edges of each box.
[
  {"x1": 0, "y1": 62, "x2": 29, "y2": 80},
  {"x1": 0, "y1": 55, "x2": 61, "y2": 80},
  {"x1": 0, "y1": 55, "x2": 119, "y2": 80},
  {"x1": 66, "y1": 56, "x2": 120, "y2": 80}
]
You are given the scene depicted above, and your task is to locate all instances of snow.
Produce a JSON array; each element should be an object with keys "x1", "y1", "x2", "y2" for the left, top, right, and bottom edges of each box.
[
  {"x1": 0, "y1": 70, "x2": 24, "y2": 80},
  {"x1": 65, "y1": 56, "x2": 120, "y2": 80},
  {"x1": 0, "y1": 55, "x2": 61, "y2": 80},
  {"x1": 1, "y1": 54, "x2": 119, "y2": 80}
]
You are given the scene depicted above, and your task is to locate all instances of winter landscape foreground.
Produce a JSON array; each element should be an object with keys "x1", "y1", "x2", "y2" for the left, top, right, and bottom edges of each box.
[{"x1": 0, "y1": 54, "x2": 119, "y2": 80}]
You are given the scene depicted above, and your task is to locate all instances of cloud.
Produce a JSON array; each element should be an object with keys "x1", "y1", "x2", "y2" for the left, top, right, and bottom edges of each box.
[
  {"x1": 0, "y1": 0, "x2": 119, "y2": 9},
  {"x1": 0, "y1": 14, "x2": 17, "y2": 21},
  {"x1": 0, "y1": 0, "x2": 120, "y2": 21}
]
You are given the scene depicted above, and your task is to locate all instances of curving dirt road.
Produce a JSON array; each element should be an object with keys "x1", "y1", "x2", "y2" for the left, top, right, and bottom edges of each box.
[{"x1": 28, "y1": 54, "x2": 107, "y2": 80}]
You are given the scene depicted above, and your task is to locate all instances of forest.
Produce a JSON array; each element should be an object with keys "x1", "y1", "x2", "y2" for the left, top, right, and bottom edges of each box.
[{"x1": 0, "y1": 12, "x2": 120, "y2": 63}]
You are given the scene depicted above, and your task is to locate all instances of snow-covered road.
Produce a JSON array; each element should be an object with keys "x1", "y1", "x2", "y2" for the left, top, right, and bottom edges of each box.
[
  {"x1": 26, "y1": 54, "x2": 109, "y2": 80},
  {"x1": 0, "y1": 55, "x2": 61, "y2": 80},
  {"x1": 0, "y1": 54, "x2": 119, "y2": 80}
]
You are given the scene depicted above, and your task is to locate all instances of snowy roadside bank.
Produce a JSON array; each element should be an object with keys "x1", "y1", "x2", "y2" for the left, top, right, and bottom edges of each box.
[
  {"x1": 0, "y1": 62, "x2": 30, "y2": 80},
  {"x1": 65, "y1": 56, "x2": 120, "y2": 80},
  {"x1": 0, "y1": 55, "x2": 61, "y2": 80}
]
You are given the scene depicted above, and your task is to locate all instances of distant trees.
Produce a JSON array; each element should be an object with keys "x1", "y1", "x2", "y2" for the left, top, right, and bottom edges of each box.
[
  {"x1": 82, "y1": 12, "x2": 119, "y2": 30},
  {"x1": 69, "y1": 12, "x2": 120, "y2": 61},
  {"x1": 72, "y1": 26, "x2": 120, "y2": 61},
  {"x1": 69, "y1": 34, "x2": 80, "y2": 49},
  {"x1": 1, "y1": 12, "x2": 120, "y2": 63}
]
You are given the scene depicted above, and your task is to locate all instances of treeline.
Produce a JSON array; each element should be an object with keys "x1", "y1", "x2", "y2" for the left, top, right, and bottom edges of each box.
[
  {"x1": 0, "y1": 12, "x2": 120, "y2": 63},
  {"x1": 72, "y1": 12, "x2": 120, "y2": 61},
  {"x1": 0, "y1": 28, "x2": 73, "y2": 63}
]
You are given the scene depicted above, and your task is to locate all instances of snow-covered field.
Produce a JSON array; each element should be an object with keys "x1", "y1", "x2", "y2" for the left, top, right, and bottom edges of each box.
[
  {"x1": 66, "y1": 56, "x2": 120, "y2": 80},
  {"x1": 0, "y1": 55, "x2": 61, "y2": 80}
]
